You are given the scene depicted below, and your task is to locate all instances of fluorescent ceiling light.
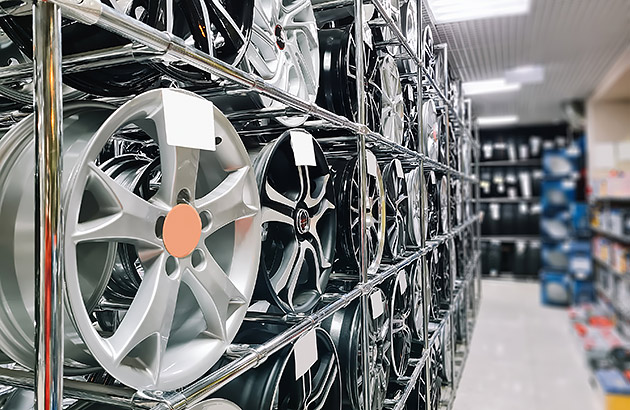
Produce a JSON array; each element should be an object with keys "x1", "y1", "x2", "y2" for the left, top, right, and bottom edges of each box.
[
  {"x1": 462, "y1": 78, "x2": 521, "y2": 95},
  {"x1": 428, "y1": 0, "x2": 530, "y2": 24},
  {"x1": 477, "y1": 115, "x2": 519, "y2": 127},
  {"x1": 505, "y1": 65, "x2": 545, "y2": 84}
]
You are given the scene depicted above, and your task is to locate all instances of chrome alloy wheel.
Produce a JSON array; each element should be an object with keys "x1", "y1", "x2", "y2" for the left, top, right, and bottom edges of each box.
[
  {"x1": 425, "y1": 170, "x2": 439, "y2": 239},
  {"x1": 330, "y1": 150, "x2": 386, "y2": 274},
  {"x1": 378, "y1": 55, "x2": 405, "y2": 145},
  {"x1": 408, "y1": 260, "x2": 424, "y2": 341},
  {"x1": 245, "y1": 0, "x2": 320, "y2": 126},
  {"x1": 421, "y1": 26, "x2": 434, "y2": 78},
  {"x1": 0, "y1": 89, "x2": 261, "y2": 390},
  {"x1": 383, "y1": 270, "x2": 412, "y2": 378},
  {"x1": 422, "y1": 98, "x2": 439, "y2": 161},
  {"x1": 214, "y1": 327, "x2": 342, "y2": 410},
  {"x1": 189, "y1": 399, "x2": 243, "y2": 410},
  {"x1": 400, "y1": 0, "x2": 418, "y2": 56},
  {"x1": 252, "y1": 130, "x2": 336, "y2": 313},
  {"x1": 321, "y1": 288, "x2": 390, "y2": 410},
  {"x1": 404, "y1": 167, "x2": 426, "y2": 247},
  {"x1": 439, "y1": 175, "x2": 449, "y2": 234},
  {"x1": 383, "y1": 159, "x2": 408, "y2": 260}
]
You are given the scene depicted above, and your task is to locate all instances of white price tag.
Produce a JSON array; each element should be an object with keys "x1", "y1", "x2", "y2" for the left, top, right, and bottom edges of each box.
[
  {"x1": 398, "y1": 271, "x2": 408, "y2": 295},
  {"x1": 370, "y1": 291, "x2": 384, "y2": 319},
  {"x1": 161, "y1": 89, "x2": 216, "y2": 151},
  {"x1": 294, "y1": 329, "x2": 318, "y2": 380},
  {"x1": 290, "y1": 130, "x2": 317, "y2": 166},
  {"x1": 395, "y1": 159, "x2": 404, "y2": 178},
  {"x1": 367, "y1": 151, "x2": 378, "y2": 177}
]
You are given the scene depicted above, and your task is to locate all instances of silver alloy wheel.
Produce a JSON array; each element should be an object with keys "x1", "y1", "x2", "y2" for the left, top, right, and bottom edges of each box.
[
  {"x1": 214, "y1": 326, "x2": 342, "y2": 410},
  {"x1": 404, "y1": 167, "x2": 426, "y2": 246},
  {"x1": 409, "y1": 260, "x2": 424, "y2": 340},
  {"x1": 0, "y1": 89, "x2": 261, "y2": 390},
  {"x1": 188, "y1": 399, "x2": 242, "y2": 410},
  {"x1": 440, "y1": 175, "x2": 448, "y2": 234},
  {"x1": 329, "y1": 150, "x2": 386, "y2": 274},
  {"x1": 252, "y1": 130, "x2": 336, "y2": 313},
  {"x1": 246, "y1": 0, "x2": 319, "y2": 126},
  {"x1": 383, "y1": 159, "x2": 408, "y2": 260},
  {"x1": 422, "y1": 26, "x2": 434, "y2": 78},
  {"x1": 379, "y1": 55, "x2": 405, "y2": 145},
  {"x1": 401, "y1": 0, "x2": 418, "y2": 56},
  {"x1": 422, "y1": 98, "x2": 438, "y2": 161},
  {"x1": 321, "y1": 288, "x2": 390, "y2": 410},
  {"x1": 385, "y1": 270, "x2": 412, "y2": 378}
]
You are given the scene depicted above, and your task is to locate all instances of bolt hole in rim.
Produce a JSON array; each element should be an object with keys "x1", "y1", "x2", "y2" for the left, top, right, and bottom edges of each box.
[
  {"x1": 0, "y1": 89, "x2": 261, "y2": 390},
  {"x1": 212, "y1": 326, "x2": 342, "y2": 410},
  {"x1": 321, "y1": 288, "x2": 390, "y2": 410},
  {"x1": 251, "y1": 130, "x2": 336, "y2": 313},
  {"x1": 242, "y1": 0, "x2": 320, "y2": 127}
]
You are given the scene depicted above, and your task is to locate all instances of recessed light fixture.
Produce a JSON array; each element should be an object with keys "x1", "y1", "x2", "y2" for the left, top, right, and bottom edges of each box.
[
  {"x1": 477, "y1": 115, "x2": 519, "y2": 127},
  {"x1": 505, "y1": 65, "x2": 545, "y2": 84},
  {"x1": 462, "y1": 78, "x2": 521, "y2": 96},
  {"x1": 428, "y1": 0, "x2": 530, "y2": 24}
]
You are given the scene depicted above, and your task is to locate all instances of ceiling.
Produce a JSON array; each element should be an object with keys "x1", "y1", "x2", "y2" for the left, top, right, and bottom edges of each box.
[{"x1": 422, "y1": 0, "x2": 630, "y2": 125}]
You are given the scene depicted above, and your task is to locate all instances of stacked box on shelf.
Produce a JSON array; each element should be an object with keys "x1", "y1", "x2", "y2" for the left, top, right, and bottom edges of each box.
[
  {"x1": 540, "y1": 136, "x2": 592, "y2": 305},
  {"x1": 478, "y1": 132, "x2": 544, "y2": 279}
]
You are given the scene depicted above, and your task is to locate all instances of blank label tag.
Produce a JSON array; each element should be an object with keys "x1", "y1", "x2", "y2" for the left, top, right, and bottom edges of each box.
[
  {"x1": 367, "y1": 151, "x2": 378, "y2": 177},
  {"x1": 370, "y1": 291, "x2": 384, "y2": 319},
  {"x1": 290, "y1": 130, "x2": 317, "y2": 166},
  {"x1": 162, "y1": 89, "x2": 216, "y2": 151},
  {"x1": 395, "y1": 159, "x2": 404, "y2": 178},
  {"x1": 398, "y1": 271, "x2": 408, "y2": 295},
  {"x1": 294, "y1": 329, "x2": 318, "y2": 380}
]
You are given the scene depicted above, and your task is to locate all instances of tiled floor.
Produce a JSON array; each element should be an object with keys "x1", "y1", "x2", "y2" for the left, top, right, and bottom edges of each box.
[{"x1": 453, "y1": 279, "x2": 601, "y2": 410}]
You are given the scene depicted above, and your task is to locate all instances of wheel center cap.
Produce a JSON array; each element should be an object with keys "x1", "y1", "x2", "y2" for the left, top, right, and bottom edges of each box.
[
  {"x1": 163, "y1": 203, "x2": 202, "y2": 258},
  {"x1": 295, "y1": 208, "x2": 310, "y2": 235},
  {"x1": 275, "y1": 24, "x2": 286, "y2": 50}
]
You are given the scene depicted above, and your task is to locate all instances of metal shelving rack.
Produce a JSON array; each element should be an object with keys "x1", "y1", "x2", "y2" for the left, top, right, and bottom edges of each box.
[{"x1": 0, "y1": 0, "x2": 481, "y2": 408}]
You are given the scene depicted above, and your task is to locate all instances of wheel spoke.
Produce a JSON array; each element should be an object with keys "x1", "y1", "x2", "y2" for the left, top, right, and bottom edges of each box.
[
  {"x1": 72, "y1": 163, "x2": 164, "y2": 250},
  {"x1": 306, "y1": 356, "x2": 338, "y2": 410},
  {"x1": 154, "y1": 143, "x2": 200, "y2": 206},
  {"x1": 269, "y1": 239, "x2": 300, "y2": 293},
  {"x1": 303, "y1": 173, "x2": 330, "y2": 209},
  {"x1": 181, "y1": 251, "x2": 246, "y2": 341},
  {"x1": 261, "y1": 206, "x2": 294, "y2": 226},
  {"x1": 284, "y1": 241, "x2": 314, "y2": 310},
  {"x1": 196, "y1": 167, "x2": 258, "y2": 236},
  {"x1": 265, "y1": 179, "x2": 298, "y2": 210},
  {"x1": 207, "y1": 0, "x2": 247, "y2": 49},
  {"x1": 106, "y1": 254, "x2": 179, "y2": 384},
  {"x1": 297, "y1": 166, "x2": 311, "y2": 203},
  {"x1": 309, "y1": 198, "x2": 334, "y2": 269}
]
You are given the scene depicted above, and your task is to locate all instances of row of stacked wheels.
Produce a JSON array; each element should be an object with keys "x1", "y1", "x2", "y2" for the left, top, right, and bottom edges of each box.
[{"x1": 0, "y1": 0, "x2": 477, "y2": 409}]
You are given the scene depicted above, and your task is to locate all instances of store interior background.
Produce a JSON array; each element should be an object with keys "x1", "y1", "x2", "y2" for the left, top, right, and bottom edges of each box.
[{"x1": 433, "y1": 0, "x2": 630, "y2": 409}]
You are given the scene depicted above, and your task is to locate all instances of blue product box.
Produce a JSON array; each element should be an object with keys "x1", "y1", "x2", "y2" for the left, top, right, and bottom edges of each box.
[
  {"x1": 543, "y1": 148, "x2": 579, "y2": 177},
  {"x1": 541, "y1": 210, "x2": 571, "y2": 242},
  {"x1": 542, "y1": 179, "x2": 576, "y2": 211},
  {"x1": 571, "y1": 202, "x2": 590, "y2": 238},
  {"x1": 572, "y1": 280, "x2": 595, "y2": 304},
  {"x1": 595, "y1": 368, "x2": 630, "y2": 395},
  {"x1": 541, "y1": 271, "x2": 572, "y2": 306},
  {"x1": 569, "y1": 240, "x2": 592, "y2": 280},
  {"x1": 542, "y1": 242, "x2": 569, "y2": 271}
]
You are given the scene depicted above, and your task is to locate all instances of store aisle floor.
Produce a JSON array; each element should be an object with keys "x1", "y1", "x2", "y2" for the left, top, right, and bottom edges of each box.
[{"x1": 453, "y1": 279, "x2": 600, "y2": 410}]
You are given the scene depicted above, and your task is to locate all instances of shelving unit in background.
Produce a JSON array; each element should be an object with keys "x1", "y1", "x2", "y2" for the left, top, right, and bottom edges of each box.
[{"x1": 476, "y1": 125, "x2": 569, "y2": 280}]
